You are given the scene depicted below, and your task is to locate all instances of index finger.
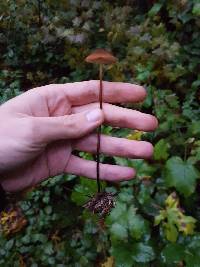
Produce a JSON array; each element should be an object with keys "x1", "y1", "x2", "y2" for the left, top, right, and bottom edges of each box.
[{"x1": 38, "y1": 80, "x2": 146, "y2": 106}]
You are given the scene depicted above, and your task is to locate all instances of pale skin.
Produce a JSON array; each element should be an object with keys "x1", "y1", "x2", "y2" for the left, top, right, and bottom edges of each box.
[{"x1": 0, "y1": 80, "x2": 158, "y2": 192}]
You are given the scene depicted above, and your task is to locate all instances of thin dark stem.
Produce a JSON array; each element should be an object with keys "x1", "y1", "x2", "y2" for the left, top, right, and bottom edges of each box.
[
  {"x1": 99, "y1": 64, "x2": 103, "y2": 109},
  {"x1": 96, "y1": 64, "x2": 103, "y2": 193}
]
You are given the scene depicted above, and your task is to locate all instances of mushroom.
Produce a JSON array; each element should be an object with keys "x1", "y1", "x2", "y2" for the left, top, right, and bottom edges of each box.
[
  {"x1": 85, "y1": 49, "x2": 117, "y2": 194},
  {"x1": 83, "y1": 49, "x2": 118, "y2": 217},
  {"x1": 85, "y1": 48, "x2": 117, "y2": 65}
]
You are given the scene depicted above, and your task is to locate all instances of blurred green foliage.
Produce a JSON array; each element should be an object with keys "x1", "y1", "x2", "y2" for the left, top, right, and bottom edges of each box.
[{"x1": 0, "y1": 0, "x2": 200, "y2": 266}]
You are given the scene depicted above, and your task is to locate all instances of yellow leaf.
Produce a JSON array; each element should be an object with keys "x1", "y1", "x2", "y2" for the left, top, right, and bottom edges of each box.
[
  {"x1": 0, "y1": 207, "x2": 27, "y2": 236},
  {"x1": 127, "y1": 130, "x2": 144, "y2": 141},
  {"x1": 154, "y1": 210, "x2": 166, "y2": 226},
  {"x1": 164, "y1": 223, "x2": 178, "y2": 243},
  {"x1": 165, "y1": 193, "x2": 179, "y2": 208},
  {"x1": 101, "y1": 256, "x2": 115, "y2": 267},
  {"x1": 178, "y1": 216, "x2": 196, "y2": 235}
]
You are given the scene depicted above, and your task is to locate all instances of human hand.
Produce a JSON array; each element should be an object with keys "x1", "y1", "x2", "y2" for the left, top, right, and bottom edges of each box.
[{"x1": 0, "y1": 81, "x2": 158, "y2": 192}]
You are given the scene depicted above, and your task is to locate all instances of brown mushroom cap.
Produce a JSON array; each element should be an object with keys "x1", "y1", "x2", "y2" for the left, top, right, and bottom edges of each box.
[{"x1": 85, "y1": 48, "x2": 117, "y2": 64}]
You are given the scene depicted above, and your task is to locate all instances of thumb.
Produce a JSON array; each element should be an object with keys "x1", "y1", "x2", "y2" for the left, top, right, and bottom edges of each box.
[{"x1": 33, "y1": 108, "x2": 104, "y2": 143}]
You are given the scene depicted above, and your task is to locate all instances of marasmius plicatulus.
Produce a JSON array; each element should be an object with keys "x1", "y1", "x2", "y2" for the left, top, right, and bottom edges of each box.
[{"x1": 83, "y1": 49, "x2": 118, "y2": 217}]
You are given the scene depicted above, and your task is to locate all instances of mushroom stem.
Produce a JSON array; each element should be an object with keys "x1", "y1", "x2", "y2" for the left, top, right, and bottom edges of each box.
[
  {"x1": 99, "y1": 64, "x2": 103, "y2": 109},
  {"x1": 96, "y1": 64, "x2": 103, "y2": 193},
  {"x1": 85, "y1": 49, "x2": 117, "y2": 194}
]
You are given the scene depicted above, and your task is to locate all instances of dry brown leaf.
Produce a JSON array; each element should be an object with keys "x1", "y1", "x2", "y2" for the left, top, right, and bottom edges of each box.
[
  {"x1": 0, "y1": 206, "x2": 27, "y2": 236},
  {"x1": 101, "y1": 256, "x2": 115, "y2": 267}
]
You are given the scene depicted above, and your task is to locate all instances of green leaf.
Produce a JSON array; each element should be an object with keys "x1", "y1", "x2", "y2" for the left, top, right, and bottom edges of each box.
[
  {"x1": 118, "y1": 187, "x2": 134, "y2": 203},
  {"x1": 164, "y1": 223, "x2": 178, "y2": 243},
  {"x1": 164, "y1": 157, "x2": 199, "y2": 197},
  {"x1": 5, "y1": 239, "x2": 14, "y2": 250},
  {"x1": 111, "y1": 244, "x2": 134, "y2": 267},
  {"x1": 32, "y1": 234, "x2": 47, "y2": 243},
  {"x1": 110, "y1": 223, "x2": 128, "y2": 240},
  {"x1": 128, "y1": 206, "x2": 149, "y2": 240},
  {"x1": 148, "y1": 3, "x2": 162, "y2": 17},
  {"x1": 192, "y1": 3, "x2": 200, "y2": 16},
  {"x1": 185, "y1": 253, "x2": 200, "y2": 267},
  {"x1": 107, "y1": 201, "x2": 127, "y2": 225},
  {"x1": 44, "y1": 243, "x2": 54, "y2": 255},
  {"x1": 184, "y1": 236, "x2": 200, "y2": 267},
  {"x1": 44, "y1": 205, "x2": 52, "y2": 215},
  {"x1": 132, "y1": 243, "x2": 155, "y2": 263},
  {"x1": 161, "y1": 243, "x2": 185, "y2": 264},
  {"x1": 71, "y1": 177, "x2": 100, "y2": 205},
  {"x1": 154, "y1": 139, "x2": 170, "y2": 161}
]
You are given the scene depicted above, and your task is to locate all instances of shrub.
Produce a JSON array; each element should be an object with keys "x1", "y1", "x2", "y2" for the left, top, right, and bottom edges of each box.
[{"x1": 0, "y1": 0, "x2": 200, "y2": 266}]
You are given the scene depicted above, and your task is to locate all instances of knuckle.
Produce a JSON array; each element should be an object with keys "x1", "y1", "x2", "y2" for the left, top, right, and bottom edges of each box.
[
  {"x1": 85, "y1": 80, "x2": 98, "y2": 98},
  {"x1": 63, "y1": 115, "x2": 77, "y2": 129},
  {"x1": 63, "y1": 115, "x2": 82, "y2": 138},
  {"x1": 22, "y1": 118, "x2": 38, "y2": 143}
]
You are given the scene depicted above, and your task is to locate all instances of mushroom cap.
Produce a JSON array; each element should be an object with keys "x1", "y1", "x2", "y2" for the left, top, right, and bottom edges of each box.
[{"x1": 85, "y1": 48, "x2": 117, "y2": 64}]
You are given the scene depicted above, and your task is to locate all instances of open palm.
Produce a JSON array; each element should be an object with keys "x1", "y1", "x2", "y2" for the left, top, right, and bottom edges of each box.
[{"x1": 0, "y1": 81, "x2": 157, "y2": 192}]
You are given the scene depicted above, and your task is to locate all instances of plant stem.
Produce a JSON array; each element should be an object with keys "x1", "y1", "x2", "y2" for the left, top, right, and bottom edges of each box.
[{"x1": 96, "y1": 64, "x2": 103, "y2": 193}]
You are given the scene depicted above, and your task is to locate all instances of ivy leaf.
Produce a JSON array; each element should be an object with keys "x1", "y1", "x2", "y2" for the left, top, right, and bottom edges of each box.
[{"x1": 164, "y1": 157, "x2": 199, "y2": 197}]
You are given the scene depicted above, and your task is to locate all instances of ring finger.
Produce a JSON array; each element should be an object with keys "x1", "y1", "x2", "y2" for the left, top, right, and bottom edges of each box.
[{"x1": 73, "y1": 134, "x2": 153, "y2": 159}]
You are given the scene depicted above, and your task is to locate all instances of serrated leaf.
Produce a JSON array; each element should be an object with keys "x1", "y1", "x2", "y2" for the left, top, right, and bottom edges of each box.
[
  {"x1": 128, "y1": 206, "x2": 149, "y2": 240},
  {"x1": 111, "y1": 244, "x2": 134, "y2": 267},
  {"x1": 164, "y1": 157, "x2": 199, "y2": 197},
  {"x1": 110, "y1": 223, "x2": 128, "y2": 240},
  {"x1": 132, "y1": 243, "x2": 155, "y2": 263},
  {"x1": 107, "y1": 201, "x2": 127, "y2": 224},
  {"x1": 185, "y1": 236, "x2": 200, "y2": 267},
  {"x1": 154, "y1": 139, "x2": 170, "y2": 161},
  {"x1": 161, "y1": 243, "x2": 185, "y2": 264},
  {"x1": 71, "y1": 177, "x2": 101, "y2": 205},
  {"x1": 118, "y1": 187, "x2": 134, "y2": 202}
]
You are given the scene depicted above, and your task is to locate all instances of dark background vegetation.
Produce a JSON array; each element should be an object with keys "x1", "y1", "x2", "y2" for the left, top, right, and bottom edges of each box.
[{"x1": 0, "y1": 0, "x2": 200, "y2": 266}]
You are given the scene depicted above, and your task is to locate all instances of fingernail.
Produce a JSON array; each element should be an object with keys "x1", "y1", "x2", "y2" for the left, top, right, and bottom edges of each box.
[{"x1": 86, "y1": 109, "x2": 102, "y2": 122}]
